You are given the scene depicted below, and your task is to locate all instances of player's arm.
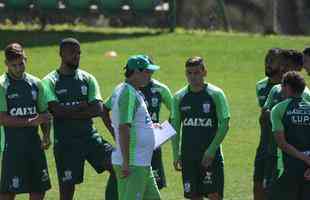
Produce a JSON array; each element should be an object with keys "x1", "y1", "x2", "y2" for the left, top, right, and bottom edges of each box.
[
  {"x1": 37, "y1": 81, "x2": 51, "y2": 150},
  {"x1": 100, "y1": 96, "x2": 115, "y2": 139},
  {"x1": 171, "y1": 95, "x2": 182, "y2": 170},
  {"x1": 272, "y1": 102, "x2": 310, "y2": 166},
  {"x1": 0, "y1": 86, "x2": 49, "y2": 127},
  {"x1": 260, "y1": 87, "x2": 275, "y2": 128},
  {"x1": 203, "y1": 90, "x2": 230, "y2": 167},
  {"x1": 160, "y1": 84, "x2": 173, "y2": 119},
  {"x1": 118, "y1": 87, "x2": 137, "y2": 177}
]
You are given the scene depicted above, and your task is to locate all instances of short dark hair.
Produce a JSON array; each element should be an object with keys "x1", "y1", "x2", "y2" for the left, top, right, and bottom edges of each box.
[
  {"x1": 185, "y1": 56, "x2": 205, "y2": 68},
  {"x1": 124, "y1": 66, "x2": 135, "y2": 78},
  {"x1": 59, "y1": 38, "x2": 80, "y2": 52},
  {"x1": 303, "y1": 47, "x2": 310, "y2": 56},
  {"x1": 283, "y1": 49, "x2": 304, "y2": 70},
  {"x1": 4, "y1": 43, "x2": 25, "y2": 61},
  {"x1": 282, "y1": 71, "x2": 306, "y2": 95},
  {"x1": 265, "y1": 48, "x2": 283, "y2": 67}
]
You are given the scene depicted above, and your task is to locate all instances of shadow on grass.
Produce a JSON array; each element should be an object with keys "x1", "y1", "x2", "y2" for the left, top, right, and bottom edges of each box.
[{"x1": 0, "y1": 29, "x2": 163, "y2": 49}]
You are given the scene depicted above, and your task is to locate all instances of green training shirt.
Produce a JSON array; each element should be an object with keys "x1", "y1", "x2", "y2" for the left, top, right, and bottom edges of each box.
[
  {"x1": 42, "y1": 69, "x2": 102, "y2": 143},
  {"x1": 140, "y1": 79, "x2": 173, "y2": 123},
  {"x1": 171, "y1": 83, "x2": 230, "y2": 161},
  {"x1": 271, "y1": 97, "x2": 310, "y2": 172},
  {"x1": 0, "y1": 73, "x2": 47, "y2": 145}
]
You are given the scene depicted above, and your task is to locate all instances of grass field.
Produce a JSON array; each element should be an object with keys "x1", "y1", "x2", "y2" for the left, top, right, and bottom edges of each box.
[{"x1": 0, "y1": 25, "x2": 309, "y2": 200}]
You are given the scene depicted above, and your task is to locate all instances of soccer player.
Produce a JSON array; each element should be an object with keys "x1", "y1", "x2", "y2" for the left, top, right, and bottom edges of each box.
[
  {"x1": 171, "y1": 57, "x2": 230, "y2": 200},
  {"x1": 140, "y1": 55, "x2": 173, "y2": 190},
  {"x1": 0, "y1": 43, "x2": 51, "y2": 200},
  {"x1": 253, "y1": 48, "x2": 284, "y2": 200},
  {"x1": 270, "y1": 71, "x2": 310, "y2": 200},
  {"x1": 107, "y1": 55, "x2": 161, "y2": 200},
  {"x1": 42, "y1": 38, "x2": 113, "y2": 200},
  {"x1": 262, "y1": 49, "x2": 310, "y2": 197}
]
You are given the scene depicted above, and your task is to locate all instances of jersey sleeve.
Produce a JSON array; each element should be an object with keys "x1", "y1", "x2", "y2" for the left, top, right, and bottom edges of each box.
[
  {"x1": 159, "y1": 85, "x2": 173, "y2": 112},
  {"x1": 271, "y1": 99, "x2": 290, "y2": 134},
  {"x1": 37, "y1": 81, "x2": 48, "y2": 113},
  {"x1": 263, "y1": 86, "x2": 277, "y2": 110},
  {"x1": 87, "y1": 75, "x2": 103, "y2": 103},
  {"x1": 118, "y1": 87, "x2": 138, "y2": 124},
  {"x1": 213, "y1": 89, "x2": 230, "y2": 120},
  {"x1": 105, "y1": 96, "x2": 112, "y2": 110},
  {"x1": 42, "y1": 77, "x2": 58, "y2": 103},
  {"x1": 0, "y1": 86, "x2": 7, "y2": 112},
  {"x1": 171, "y1": 94, "x2": 182, "y2": 161}
]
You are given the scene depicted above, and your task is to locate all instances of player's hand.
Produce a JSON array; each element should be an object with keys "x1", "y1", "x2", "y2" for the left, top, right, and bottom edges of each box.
[
  {"x1": 121, "y1": 162, "x2": 130, "y2": 178},
  {"x1": 173, "y1": 159, "x2": 182, "y2": 171},
  {"x1": 304, "y1": 168, "x2": 310, "y2": 180},
  {"x1": 201, "y1": 154, "x2": 214, "y2": 168},
  {"x1": 41, "y1": 135, "x2": 51, "y2": 150},
  {"x1": 152, "y1": 123, "x2": 162, "y2": 129}
]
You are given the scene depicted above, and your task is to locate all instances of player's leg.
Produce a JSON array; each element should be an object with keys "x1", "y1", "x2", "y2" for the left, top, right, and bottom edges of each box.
[
  {"x1": 253, "y1": 155, "x2": 266, "y2": 200},
  {"x1": 151, "y1": 148, "x2": 166, "y2": 190},
  {"x1": 54, "y1": 143, "x2": 84, "y2": 200},
  {"x1": 29, "y1": 136, "x2": 51, "y2": 200},
  {"x1": 143, "y1": 166, "x2": 161, "y2": 200},
  {"x1": 202, "y1": 161, "x2": 224, "y2": 200},
  {"x1": 29, "y1": 192, "x2": 45, "y2": 200},
  {"x1": 85, "y1": 134, "x2": 113, "y2": 173},
  {"x1": 113, "y1": 165, "x2": 148, "y2": 200},
  {"x1": 181, "y1": 159, "x2": 204, "y2": 200},
  {"x1": 105, "y1": 170, "x2": 118, "y2": 200},
  {"x1": 0, "y1": 193, "x2": 16, "y2": 200}
]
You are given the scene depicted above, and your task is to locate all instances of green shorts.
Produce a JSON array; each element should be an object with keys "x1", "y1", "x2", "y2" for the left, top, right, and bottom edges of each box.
[
  {"x1": 182, "y1": 159, "x2": 224, "y2": 199},
  {"x1": 54, "y1": 133, "x2": 113, "y2": 186},
  {"x1": 113, "y1": 165, "x2": 161, "y2": 200},
  {"x1": 0, "y1": 134, "x2": 51, "y2": 194}
]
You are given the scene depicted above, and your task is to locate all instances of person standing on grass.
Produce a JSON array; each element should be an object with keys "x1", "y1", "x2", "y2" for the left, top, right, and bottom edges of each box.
[
  {"x1": 0, "y1": 43, "x2": 51, "y2": 200},
  {"x1": 253, "y1": 48, "x2": 284, "y2": 200},
  {"x1": 107, "y1": 55, "x2": 161, "y2": 200},
  {"x1": 171, "y1": 56, "x2": 230, "y2": 200},
  {"x1": 42, "y1": 38, "x2": 113, "y2": 200},
  {"x1": 269, "y1": 71, "x2": 310, "y2": 200},
  {"x1": 102, "y1": 55, "x2": 172, "y2": 200}
]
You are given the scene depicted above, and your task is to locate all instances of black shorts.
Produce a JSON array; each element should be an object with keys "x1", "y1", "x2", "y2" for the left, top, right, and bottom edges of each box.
[
  {"x1": 0, "y1": 134, "x2": 51, "y2": 193},
  {"x1": 54, "y1": 134, "x2": 113, "y2": 185},
  {"x1": 268, "y1": 169, "x2": 310, "y2": 200},
  {"x1": 181, "y1": 159, "x2": 224, "y2": 199},
  {"x1": 254, "y1": 154, "x2": 278, "y2": 190},
  {"x1": 151, "y1": 147, "x2": 166, "y2": 190}
]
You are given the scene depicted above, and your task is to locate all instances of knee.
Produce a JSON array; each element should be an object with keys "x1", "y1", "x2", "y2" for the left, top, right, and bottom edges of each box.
[{"x1": 208, "y1": 192, "x2": 221, "y2": 200}]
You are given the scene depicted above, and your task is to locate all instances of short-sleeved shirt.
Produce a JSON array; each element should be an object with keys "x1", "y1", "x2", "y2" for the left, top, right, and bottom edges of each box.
[
  {"x1": 256, "y1": 77, "x2": 277, "y2": 108},
  {"x1": 0, "y1": 73, "x2": 46, "y2": 141},
  {"x1": 172, "y1": 83, "x2": 230, "y2": 161},
  {"x1": 271, "y1": 97, "x2": 310, "y2": 171},
  {"x1": 108, "y1": 82, "x2": 155, "y2": 166},
  {"x1": 42, "y1": 69, "x2": 102, "y2": 143},
  {"x1": 139, "y1": 79, "x2": 173, "y2": 123}
]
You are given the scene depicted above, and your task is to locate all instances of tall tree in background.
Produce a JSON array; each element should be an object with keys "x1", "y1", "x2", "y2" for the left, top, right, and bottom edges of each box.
[{"x1": 275, "y1": 0, "x2": 302, "y2": 34}]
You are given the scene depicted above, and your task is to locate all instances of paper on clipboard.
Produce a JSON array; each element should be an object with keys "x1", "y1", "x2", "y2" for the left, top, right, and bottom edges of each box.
[{"x1": 153, "y1": 120, "x2": 176, "y2": 150}]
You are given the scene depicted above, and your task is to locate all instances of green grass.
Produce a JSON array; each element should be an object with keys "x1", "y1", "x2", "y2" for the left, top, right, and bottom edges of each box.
[{"x1": 0, "y1": 25, "x2": 309, "y2": 199}]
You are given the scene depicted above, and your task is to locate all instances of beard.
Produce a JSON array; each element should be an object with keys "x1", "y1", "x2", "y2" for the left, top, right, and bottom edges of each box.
[
  {"x1": 66, "y1": 61, "x2": 79, "y2": 70},
  {"x1": 265, "y1": 68, "x2": 280, "y2": 77}
]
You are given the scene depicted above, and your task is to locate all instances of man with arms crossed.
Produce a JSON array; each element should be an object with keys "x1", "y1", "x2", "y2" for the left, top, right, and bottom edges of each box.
[
  {"x1": 42, "y1": 38, "x2": 113, "y2": 200},
  {"x1": 254, "y1": 48, "x2": 284, "y2": 200},
  {"x1": 172, "y1": 57, "x2": 230, "y2": 200},
  {"x1": 270, "y1": 71, "x2": 310, "y2": 200},
  {"x1": 108, "y1": 55, "x2": 161, "y2": 200},
  {"x1": 0, "y1": 43, "x2": 51, "y2": 200}
]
